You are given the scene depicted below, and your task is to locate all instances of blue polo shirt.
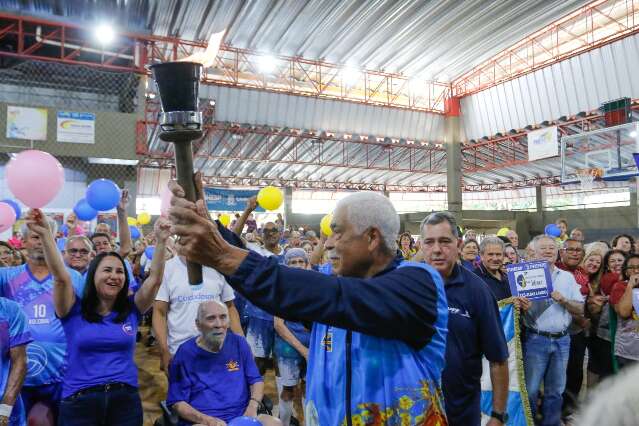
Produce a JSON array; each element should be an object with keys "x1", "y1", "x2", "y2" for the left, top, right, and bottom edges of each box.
[
  {"x1": 442, "y1": 264, "x2": 508, "y2": 426},
  {"x1": 473, "y1": 263, "x2": 512, "y2": 301}
]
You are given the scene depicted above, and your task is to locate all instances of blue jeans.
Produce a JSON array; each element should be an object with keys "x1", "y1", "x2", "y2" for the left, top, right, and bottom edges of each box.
[
  {"x1": 58, "y1": 384, "x2": 142, "y2": 426},
  {"x1": 524, "y1": 333, "x2": 570, "y2": 426}
]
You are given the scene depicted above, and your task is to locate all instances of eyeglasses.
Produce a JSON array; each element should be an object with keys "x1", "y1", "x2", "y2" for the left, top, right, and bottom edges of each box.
[
  {"x1": 626, "y1": 265, "x2": 639, "y2": 270},
  {"x1": 263, "y1": 228, "x2": 280, "y2": 235},
  {"x1": 563, "y1": 248, "x2": 583, "y2": 253},
  {"x1": 68, "y1": 248, "x2": 90, "y2": 256}
]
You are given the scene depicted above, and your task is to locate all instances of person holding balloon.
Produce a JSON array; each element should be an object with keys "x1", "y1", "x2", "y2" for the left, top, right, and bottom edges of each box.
[{"x1": 25, "y1": 209, "x2": 171, "y2": 426}]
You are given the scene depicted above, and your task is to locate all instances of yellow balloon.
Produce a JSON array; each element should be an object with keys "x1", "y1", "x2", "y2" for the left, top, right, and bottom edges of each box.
[
  {"x1": 137, "y1": 212, "x2": 151, "y2": 225},
  {"x1": 127, "y1": 217, "x2": 138, "y2": 226},
  {"x1": 320, "y1": 214, "x2": 333, "y2": 237},
  {"x1": 497, "y1": 227, "x2": 510, "y2": 237},
  {"x1": 257, "y1": 186, "x2": 283, "y2": 211},
  {"x1": 219, "y1": 213, "x2": 231, "y2": 227}
]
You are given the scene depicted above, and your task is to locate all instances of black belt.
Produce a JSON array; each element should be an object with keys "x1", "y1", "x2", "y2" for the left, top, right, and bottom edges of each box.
[
  {"x1": 527, "y1": 328, "x2": 568, "y2": 339},
  {"x1": 71, "y1": 382, "x2": 132, "y2": 398}
]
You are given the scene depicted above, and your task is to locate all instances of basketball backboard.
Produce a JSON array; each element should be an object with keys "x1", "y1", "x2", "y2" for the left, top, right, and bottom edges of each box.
[{"x1": 561, "y1": 122, "x2": 639, "y2": 186}]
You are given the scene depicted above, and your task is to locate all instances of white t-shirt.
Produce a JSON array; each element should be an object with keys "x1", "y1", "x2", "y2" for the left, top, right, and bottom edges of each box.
[{"x1": 155, "y1": 256, "x2": 235, "y2": 354}]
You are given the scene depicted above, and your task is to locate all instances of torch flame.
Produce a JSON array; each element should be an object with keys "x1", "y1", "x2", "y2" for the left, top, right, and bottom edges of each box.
[{"x1": 179, "y1": 30, "x2": 225, "y2": 68}]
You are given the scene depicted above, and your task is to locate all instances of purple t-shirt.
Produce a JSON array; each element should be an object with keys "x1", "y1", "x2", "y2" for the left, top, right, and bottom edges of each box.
[
  {"x1": 167, "y1": 333, "x2": 262, "y2": 424},
  {"x1": 59, "y1": 296, "x2": 141, "y2": 398}
]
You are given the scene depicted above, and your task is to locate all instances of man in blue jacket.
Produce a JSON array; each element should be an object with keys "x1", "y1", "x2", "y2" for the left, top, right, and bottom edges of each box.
[{"x1": 169, "y1": 182, "x2": 449, "y2": 426}]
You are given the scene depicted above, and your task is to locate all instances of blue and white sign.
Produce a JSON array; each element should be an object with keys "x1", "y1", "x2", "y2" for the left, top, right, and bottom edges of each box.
[
  {"x1": 57, "y1": 111, "x2": 95, "y2": 144},
  {"x1": 203, "y1": 187, "x2": 265, "y2": 212},
  {"x1": 506, "y1": 261, "x2": 553, "y2": 300}
]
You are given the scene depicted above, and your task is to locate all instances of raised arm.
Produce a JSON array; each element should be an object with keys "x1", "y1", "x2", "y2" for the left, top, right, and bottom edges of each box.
[
  {"x1": 117, "y1": 189, "x2": 133, "y2": 258},
  {"x1": 134, "y1": 218, "x2": 171, "y2": 314},
  {"x1": 309, "y1": 233, "x2": 327, "y2": 266},
  {"x1": 26, "y1": 210, "x2": 75, "y2": 317},
  {"x1": 233, "y1": 196, "x2": 257, "y2": 236}
]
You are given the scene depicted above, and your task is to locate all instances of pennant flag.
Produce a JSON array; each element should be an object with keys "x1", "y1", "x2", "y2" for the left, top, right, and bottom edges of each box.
[{"x1": 480, "y1": 300, "x2": 533, "y2": 425}]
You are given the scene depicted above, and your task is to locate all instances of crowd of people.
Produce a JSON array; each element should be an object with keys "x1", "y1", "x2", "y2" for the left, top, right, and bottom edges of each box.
[{"x1": 1, "y1": 183, "x2": 639, "y2": 426}]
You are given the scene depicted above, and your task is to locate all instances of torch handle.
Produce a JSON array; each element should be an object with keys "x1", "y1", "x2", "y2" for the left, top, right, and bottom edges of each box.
[{"x1": 173, "y1": 142, "x2": 203, "y2": 285}]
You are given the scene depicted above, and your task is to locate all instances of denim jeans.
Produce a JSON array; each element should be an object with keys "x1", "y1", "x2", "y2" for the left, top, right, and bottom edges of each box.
[
  {"x1": 58, "y1": 384, "x2": 142, "y2": 426},
  {"x1": 524, "y1": 333, "x2": 570, "y2": 426}
]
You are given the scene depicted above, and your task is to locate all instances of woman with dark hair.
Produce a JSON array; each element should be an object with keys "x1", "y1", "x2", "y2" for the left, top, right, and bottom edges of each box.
[
  {"x1": 25, "y1": 209, "x2": 170, "y2": 426},
  {"x1": 503, "y1": 243, "x2": 520, "y2": 265},
  {"x1": 610, "y1": 254, "x2": 639, "y2": 369},
  {"x1": 588, "y1": 249, "x2": 627, "y2": 385},
  {"x1": 398, "y1": 232, "x2": 415, "y2": 260},
  {"x1": 611, "y1": 234, "x2": 635, "y2": 255},
  {"x1": 0, "y1": 240, "x2": 13, "y2": 266}
]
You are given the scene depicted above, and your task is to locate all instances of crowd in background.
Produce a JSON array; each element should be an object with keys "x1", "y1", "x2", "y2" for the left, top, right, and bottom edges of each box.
[{"x1": 2, "y1": 186, "x2": 639, "y2": 426}]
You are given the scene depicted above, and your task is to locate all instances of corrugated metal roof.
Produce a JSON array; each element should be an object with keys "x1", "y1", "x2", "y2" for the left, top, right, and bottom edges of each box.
[
  {"x1": 461, "y1": 32, "x2": 639, "y2": 141},
  {"x1": 2, "y1": 0, "x2": 591, "y2": 80},
  {"x1": 203, "y1": 85, "x2": 446, "y2": 142}
]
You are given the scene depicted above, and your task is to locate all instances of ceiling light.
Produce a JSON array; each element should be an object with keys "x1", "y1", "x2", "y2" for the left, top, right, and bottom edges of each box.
[
  {"x1": 258, "y1": 55, "x2": 277, "y2": 73},
  {"x1": 88, "y1": 157, "x2": 138, "y2": 166},
  {"x1": 95, "y1": 23, "x2": 115, "y2": 45},
  {"x1": 341, "y1": 66, "x2": 360, "y2": 87}
]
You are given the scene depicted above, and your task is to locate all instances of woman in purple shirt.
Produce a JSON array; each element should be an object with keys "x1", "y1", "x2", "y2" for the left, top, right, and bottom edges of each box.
[{"x1": 26, "y1": 209, "x2": 170, "y2": 426}]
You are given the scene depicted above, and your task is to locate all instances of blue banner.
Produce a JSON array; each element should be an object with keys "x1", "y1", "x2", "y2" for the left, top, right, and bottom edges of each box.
[
  {"x1": 203, "y1": 187, "x2": 265, "y2": 212},
  {"x1": 507, "y1": 261, "x2": 553, "y2": 300},
  {"x1": 480, "y1": 301, "x2": 533, "y2": 425}
]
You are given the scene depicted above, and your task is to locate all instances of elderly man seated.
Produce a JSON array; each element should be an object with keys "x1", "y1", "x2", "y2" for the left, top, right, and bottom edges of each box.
[{"x1": 167, "y1": 300, "x2": 281, "y2": 426}]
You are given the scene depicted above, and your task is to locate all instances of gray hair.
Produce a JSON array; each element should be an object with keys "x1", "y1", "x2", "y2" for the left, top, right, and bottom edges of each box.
[
  {"x1": 531, "y1": 234, "x2": 556, "y2": 250},
  {"x1": 64, "y1": 235, "x2": 93, "y2": 252},
  {"x1": 576, "y1": 363, "x2": 639, "y2": 425},
  {"x1": 196, "y1": 300, "x2": 229, "y2": 323},
  {"x1": 480, "y1": 236, "x2": 505, "y2": 254},
  {"x1": 420, "y1": 211, "x2": 460, "y2": 238},
  {"x1": 335, "y1": 192, "x2": 399, "y2": 254},
  {"x1": 21, "y1": 216, "x2": 58, "y2": 238}
]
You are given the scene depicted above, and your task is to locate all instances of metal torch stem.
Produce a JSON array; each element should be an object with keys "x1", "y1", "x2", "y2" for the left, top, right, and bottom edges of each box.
[{"x1": 174, "y1": 142, "x2": 204, "y2": 285}]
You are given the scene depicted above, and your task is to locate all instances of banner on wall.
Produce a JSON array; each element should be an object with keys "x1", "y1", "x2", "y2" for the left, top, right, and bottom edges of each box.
[
  {"x1": 203, "y1": 187, "x2": 265, "y2": 212},
  {"x1": 57, "y1": 111, "x2": 96, "y2": 144},
  {"x1": 480, "y1": 301, "x2": 533, "y2": 426},
  {"x1": 6, "y1": 106, "x2": 48, "y2": 140},
  {"x1": 527, "y1": 126, "x2": 558, "y2": 161}
]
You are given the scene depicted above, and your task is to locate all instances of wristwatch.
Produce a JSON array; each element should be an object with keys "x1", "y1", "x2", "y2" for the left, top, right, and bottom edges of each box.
[{"x1": 490, "y1": 410, "x2": 508, "y2": 424}]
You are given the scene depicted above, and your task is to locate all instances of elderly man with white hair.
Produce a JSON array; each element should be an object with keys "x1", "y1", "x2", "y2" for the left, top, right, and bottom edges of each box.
[
  {"x1": 523, "y1": 234, "x2": 585, "y2": 426},
  {"x1": 168, "y1": 183, "x2": 449, "y2": 426},
  {"x1": 168, "y1": 300, "x2": 280, "y2": 426}
]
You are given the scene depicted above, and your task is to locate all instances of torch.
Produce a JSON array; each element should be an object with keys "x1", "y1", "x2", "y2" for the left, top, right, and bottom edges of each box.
[{"x1": 150, "y1": 61, "x2": 203, "y2": 285}]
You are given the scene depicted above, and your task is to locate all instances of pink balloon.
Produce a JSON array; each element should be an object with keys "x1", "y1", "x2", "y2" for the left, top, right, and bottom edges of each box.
[
  {"x1": 6, "y1": 150, "x2": 64, "y2": 208},
  {"x1": 160, "y1": 185, "x2": 172, "y2": 217},
  {"x1": 0, "y1": 202, "x2": 17, "y2": 232}
]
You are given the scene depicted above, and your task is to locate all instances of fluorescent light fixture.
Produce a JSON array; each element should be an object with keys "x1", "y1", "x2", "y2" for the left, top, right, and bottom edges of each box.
[
  {"x1": 95, "y1": 23, "x2": 115, "y2": 45},
  {"x1": 258, "y1": 55, "x2": 277, "y2": 73},
  {"x1": 88, "y1": 157, "x2": 138, "y2": 166}
]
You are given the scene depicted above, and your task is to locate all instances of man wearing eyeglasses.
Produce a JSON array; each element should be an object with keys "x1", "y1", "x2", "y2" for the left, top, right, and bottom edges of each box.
[
  {"x1": 555, "y1": 239, "x2": 589, "y2": 421},
  {"x1": 62, "y1": 236, "x2": 94, "y2": 275}
]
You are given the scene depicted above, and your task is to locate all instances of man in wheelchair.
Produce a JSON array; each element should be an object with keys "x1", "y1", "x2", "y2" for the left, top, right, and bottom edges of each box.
[{"x1": 167, "y1": 300, "x2": 281, "y2": 426}]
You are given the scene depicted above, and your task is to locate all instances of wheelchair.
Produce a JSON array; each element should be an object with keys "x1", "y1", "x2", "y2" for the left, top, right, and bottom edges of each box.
[{"x1": 154, "y1": 396, "x2": 274, "y2": 426}]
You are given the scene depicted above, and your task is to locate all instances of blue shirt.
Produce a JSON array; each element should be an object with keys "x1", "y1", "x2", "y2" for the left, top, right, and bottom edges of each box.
[
  {"x1": 442, "y1": 264, "x2": 508, "y2": 426},
  {"x1": 0, "y1": 265, "x2": 84, "y2": 386},
  {"x1": 167, "y1": 333, "x2": 262, "y2": 424},
  {"x1": 243, "y1": 244, "x2": 285, "y2": 321},
  {"x1": 473, "y1": 264, "x2": 512, "y2": 301},
  {"x1": 59, "y1": 296, "x2": 141, "y2": 398},
  {"x1": 0, "y1": 297, "x2": 33, "y2": 426}
]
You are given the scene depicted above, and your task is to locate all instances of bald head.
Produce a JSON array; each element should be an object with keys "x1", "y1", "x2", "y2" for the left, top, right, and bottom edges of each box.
[{"x1": 196, "y1": 300, "x2": 228, "y2": 323}]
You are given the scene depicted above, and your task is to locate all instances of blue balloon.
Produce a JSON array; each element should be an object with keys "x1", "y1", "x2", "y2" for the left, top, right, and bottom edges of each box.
[
  {"x1": 56, "y1": 238, "x2": 67, "y2": 252},
  {"x1": 130, "y1": 226, "x2": 141, "y2": 239},
  {"x1": 86, "y1": 179, "x2": 120, "y2": 211},
  {"x1": 544, "y1": 224, "x2": 561, "y2": 238},
  {"x1": 60, "y1": 224, "x2": 69, "y2": 237},
  {"x1": 1, "y1": 199, "x2": 21, "y2": 220},
  {"x1": 73, "y1": 198, "x2": 98, "y2": 221},
  {"x1": 229, "y1": 417, "x2": 261, "y2": 426},
  {"x1": 144, "y1": 246, "x2": 155, "y2": 261}
]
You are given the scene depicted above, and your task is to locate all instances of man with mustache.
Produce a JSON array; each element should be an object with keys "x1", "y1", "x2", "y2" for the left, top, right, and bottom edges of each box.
[{"x1": 167, "y1": 300, "x2": 280, "y2": 426}]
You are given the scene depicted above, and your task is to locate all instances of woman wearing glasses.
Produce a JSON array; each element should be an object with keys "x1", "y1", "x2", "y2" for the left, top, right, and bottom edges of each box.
[{"x1": 610, "y1": 254, "x2": 639, "y2": 369}]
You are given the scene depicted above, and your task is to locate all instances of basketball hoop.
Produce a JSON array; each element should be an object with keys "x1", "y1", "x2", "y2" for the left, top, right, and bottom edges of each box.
[{"x1": 575, "y1": 168, "x2": 603, "y2": 190}]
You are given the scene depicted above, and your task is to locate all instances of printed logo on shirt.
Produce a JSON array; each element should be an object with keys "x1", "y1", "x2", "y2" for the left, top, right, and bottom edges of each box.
[
  {"x1": 122, "y1": 322, "x2": 134, "y2": 336},
  {"x1": 448, "y1": 306, "x2": 471, "y2": 318},
  {"x1": 322, "y1": 332, "x2": 333, "y2": 352},
  {"x1": 26, "y1": 343, "x2": 48, "y2": 377},
  {"x1": 226, "y1": 360, "x2": 240, "y2": 372}
]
